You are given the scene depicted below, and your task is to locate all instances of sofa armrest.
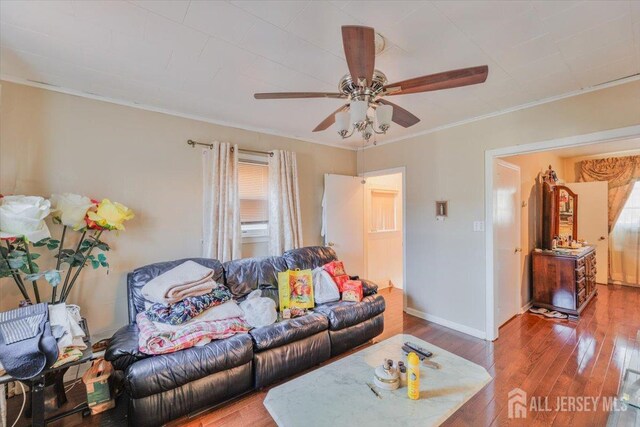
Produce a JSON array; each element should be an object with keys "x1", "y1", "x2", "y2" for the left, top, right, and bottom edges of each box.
[
  {"x1": 315, "y1": 294, "x2": 385, "y2": 331},
  {"x1": 105, "y1": 324, "x2": 149, "y2": 371},
  {"x1": 360, "y1": 279, "x2": 378, "y2": 296}
]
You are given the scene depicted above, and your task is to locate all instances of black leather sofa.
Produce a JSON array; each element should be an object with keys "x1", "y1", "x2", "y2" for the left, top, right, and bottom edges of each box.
[{"x1": 105, "y1": 246, "x2": 385, "y2": 426}]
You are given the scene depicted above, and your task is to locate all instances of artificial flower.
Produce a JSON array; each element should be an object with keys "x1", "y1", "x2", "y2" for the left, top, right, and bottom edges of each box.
[
  {"x1": 51, "y1": 193, "x2": 96, "y2": 230},
  {"x1": 0, "y1": 195, "x2": 51, "y2": 242},
  {"x1": 86, "y1": 199, "x2": 134, "y2": 231}
]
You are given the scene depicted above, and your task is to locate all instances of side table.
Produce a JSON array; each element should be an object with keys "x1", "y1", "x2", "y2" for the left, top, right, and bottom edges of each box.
[{"x1": 0, "y1": 348, "x2": 97, "y2": 426}]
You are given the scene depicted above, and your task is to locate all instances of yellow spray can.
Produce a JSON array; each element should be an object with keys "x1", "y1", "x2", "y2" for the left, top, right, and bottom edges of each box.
[{"x1": 407, "y1": 352, "x2": 420, "y2": 400}]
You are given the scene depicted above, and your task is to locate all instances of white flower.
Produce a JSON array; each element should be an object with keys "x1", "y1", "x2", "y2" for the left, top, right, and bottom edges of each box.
[
  {"x1": 0, "y1": 195, "x2": 51, "y2": 242},
  {"x1": 51, "y1": 193, "x2": 94, "y2": 229}
]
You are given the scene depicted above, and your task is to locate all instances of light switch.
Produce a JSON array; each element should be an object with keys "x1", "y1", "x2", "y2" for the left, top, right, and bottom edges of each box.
[{"x1": 473, "y1": 221, "x2": 485, "y2": 232}]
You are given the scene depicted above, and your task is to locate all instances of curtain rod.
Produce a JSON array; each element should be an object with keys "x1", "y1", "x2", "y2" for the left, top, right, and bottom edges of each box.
[{"x1": 187, "y1": 139, "x2": 274, "y2": 157}]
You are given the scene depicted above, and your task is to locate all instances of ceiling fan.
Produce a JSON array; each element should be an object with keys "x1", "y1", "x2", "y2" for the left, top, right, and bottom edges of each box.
[{"x1": 254, "y1": 25, "x2": 489, "y2": 142}]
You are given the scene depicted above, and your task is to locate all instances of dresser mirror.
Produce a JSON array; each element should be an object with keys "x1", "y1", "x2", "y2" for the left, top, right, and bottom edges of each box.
[
  {"x1": 542, "y1": 183, "x2": 578, "y2": 249},
  {"x1": 557, "y1": 186, "x2": 577, "y2": 240}
]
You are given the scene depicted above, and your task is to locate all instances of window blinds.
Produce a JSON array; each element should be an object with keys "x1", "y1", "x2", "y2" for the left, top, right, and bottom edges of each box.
[{"x1": 239, "y1": 162, "x2": 269, "y2": 224}]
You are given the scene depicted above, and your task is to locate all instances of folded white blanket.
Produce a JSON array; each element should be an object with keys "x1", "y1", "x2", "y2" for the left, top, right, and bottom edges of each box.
[
  {"x1": 48, "y1": 303, "x2": 86, "y2": 352},
  {"x1": 152, "y1": 301, "x2": 244, "y2": 333},
  {"x1": 142, "y1": 261, "x2": 217, "y2": 304}
]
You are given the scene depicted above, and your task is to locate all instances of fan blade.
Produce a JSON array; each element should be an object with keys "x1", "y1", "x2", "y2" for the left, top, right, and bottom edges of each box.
[
  {"x1": 342, "y1": 25, "x2": 375, "y2": 86},
  {"x1": 254, "y1": 92, "x2": 345, "y2": 99},
  {"x1": 377, "y1": 99, "x2": 420, "y2": 128},
  {"x1": 383, "y1": 65, "x2": 489, "y2": 96},
  {"x1": 313, "y1": 104, "x2": 349, "y2": 132}
]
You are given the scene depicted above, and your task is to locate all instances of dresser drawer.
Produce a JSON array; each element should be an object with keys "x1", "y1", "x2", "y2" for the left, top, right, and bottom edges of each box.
[
  {"x1": 576, "y1": 257, "x2": 586, "y2": 269},
  {"x1": 576, "y1": 277, "x2": 586, "y2": 291},
  {"x1": 575, "y1": 266, "x2": 586, "y2": 280},
  {"x1": 577, "y1": 288, "x2": 587, "y2": 307}
]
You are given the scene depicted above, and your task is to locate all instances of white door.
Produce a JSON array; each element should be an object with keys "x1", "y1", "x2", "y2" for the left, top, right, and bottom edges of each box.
[
  {"x1": 567, "y1": 181, "x2": 609, "y2": 284},
  {"x1": 494, "y1": 160, "x2": 522, "y2": 327},
  {"x1": 324, "y1": 174, "x2": 365, "y2": 276}
]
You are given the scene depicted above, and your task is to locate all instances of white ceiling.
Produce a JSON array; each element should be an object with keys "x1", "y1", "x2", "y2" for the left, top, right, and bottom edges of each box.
[{"x1": 1, "y1": 1, "x2": 639, "y2": 148}]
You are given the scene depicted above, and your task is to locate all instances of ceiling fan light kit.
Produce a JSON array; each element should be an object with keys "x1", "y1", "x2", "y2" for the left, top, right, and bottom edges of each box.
[{"x1": 254, "y1": 25, "x2": 489, "y2": 144}]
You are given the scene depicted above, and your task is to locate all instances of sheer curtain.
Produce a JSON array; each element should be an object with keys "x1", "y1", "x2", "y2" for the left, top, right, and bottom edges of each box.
[
  {"x1": 610, "y1": 180, "x2": 640, "y2": 286},
  {"x1": 269, "y1": 150, "x2": 303, "y2": 255},
  {"x1": 202, "y1": 142, "x2": 241, "y2": 262}
]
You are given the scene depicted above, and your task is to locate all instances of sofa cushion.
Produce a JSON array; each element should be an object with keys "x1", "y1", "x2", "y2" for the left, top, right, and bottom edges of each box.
[
  {"x1": 128, "y1": 362, "x2": 253, "y2": 427},
  {"x1": 328, "y1": 313, "x2": 384, "y2": 356},
  {"x1": 127, "y1": 258, "x2": 224, "y2": 323},
  {"x1": 124, "y1": 333, "x2": 253, "y2": 399},
  {"x1": 253, "y1": 331, "x2": 330, "y2": 389},
  {"x1": 249, "y1": 312, "x2": 328, "y2": 351},
  {"x1": 223, "y1": 256, "x2": 287, "y2": 298},
  {"x1": 282, "y1": 246, "x2": 337, "y2": 271},
  {"x1": 314, "y1": 294, "x2": 386, "y2": 331}
]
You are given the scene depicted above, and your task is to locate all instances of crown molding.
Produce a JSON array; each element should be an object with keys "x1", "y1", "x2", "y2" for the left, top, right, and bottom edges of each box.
[
  {"x1": 362, "y1": 73, "x2": 640, "y2": 150},
  {"x1": 3, "y1": 72, "x2": 639, "y2": 153},
  {"x1": 0, "y1": 74, "x2": 351, "y2": 151}
]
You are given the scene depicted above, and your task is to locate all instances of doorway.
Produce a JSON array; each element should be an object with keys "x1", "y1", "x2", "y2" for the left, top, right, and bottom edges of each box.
[
  {"x1": 323, "y1": 167, "x2": 406, "y2": 297},
  {"x1": 485, "y1": 124, "x2": 640, "y2": 340},
  {"x1": 364, "y1": 171, "x2": 404, "y2": 290}
]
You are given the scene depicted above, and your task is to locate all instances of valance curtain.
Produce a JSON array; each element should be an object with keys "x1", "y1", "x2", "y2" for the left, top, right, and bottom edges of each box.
[
  {"x1": 202, "y1": 142, "x2": 241, "y2": 262},
  {"x1": 578, "y1": 155, "x2": 640, "y2": 232},
  {"x1": 269, "y1": 150, "x2": 303, "y2": 255}
]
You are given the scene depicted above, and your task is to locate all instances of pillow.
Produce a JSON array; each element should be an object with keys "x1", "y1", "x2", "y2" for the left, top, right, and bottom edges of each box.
[
  {"x1": 342, "y1": 280, "x2": 363, "y2": 302},
  {"x1": 323, "y1": 261, "x2": 347, "y2": 277},
  {"x1": 312, "y1": 267, "x2": 340, "y2": 304},
  {"x1": 322, "y1": 261, "x2": 349, "y2": 292}
]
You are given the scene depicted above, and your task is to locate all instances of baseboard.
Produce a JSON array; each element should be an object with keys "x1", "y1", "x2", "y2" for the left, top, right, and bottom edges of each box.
[
  {"x1": 404, "y1": 307, "x2": 487, "y2": 340},
  {"x1": 520, "y1": 301, "x2": 533, "y2": 314}
]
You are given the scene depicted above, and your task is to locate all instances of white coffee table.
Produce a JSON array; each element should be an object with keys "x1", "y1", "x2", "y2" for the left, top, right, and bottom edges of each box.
[{"x1": 264, "y1": 334, "x2": 491, "y2": 427}]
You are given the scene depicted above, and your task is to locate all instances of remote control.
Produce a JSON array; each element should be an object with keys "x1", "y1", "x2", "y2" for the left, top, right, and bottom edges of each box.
[
  {"x1": 401, "y1": 345, "x2": 426, "y2": 360},
  {"x1": 401, "y1": 347, "x2": 440, "y2": 369},
  {"x1": 404, "y1": 342, "x2": 433, "y2": 358}
]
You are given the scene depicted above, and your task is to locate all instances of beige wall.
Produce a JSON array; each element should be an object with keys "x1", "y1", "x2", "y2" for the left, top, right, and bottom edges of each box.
[
  {"x1": 0, "y1": 81, "x2": 356, "y2": 339},
  {"x1": 501, "y1": 152, "x2": 566, "y2": 308},
  {"x1": 359, "y1": 80, "x2": 640, "y2": 336}
]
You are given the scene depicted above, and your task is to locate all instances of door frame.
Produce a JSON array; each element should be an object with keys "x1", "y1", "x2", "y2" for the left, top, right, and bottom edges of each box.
[
  {"x1": 493, "y1": 159, "x2": 522, "y2": 327},
  {"x1": 362, "y1": 167, "x2": 407, "y2": 312},
  {"x1": 485, "y1": 124, "x2": 640, "y2": 341}
]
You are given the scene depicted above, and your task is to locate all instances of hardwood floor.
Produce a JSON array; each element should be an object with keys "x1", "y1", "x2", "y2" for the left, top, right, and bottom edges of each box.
[{"x1": 6, "y1": 284, "x2": 639, "y2": 426}]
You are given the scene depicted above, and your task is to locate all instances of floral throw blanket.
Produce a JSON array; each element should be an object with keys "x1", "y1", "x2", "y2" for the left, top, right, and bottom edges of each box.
[
  {"x1": 136, "y1": 312, "x2": 249, "y2": 355},
  {"x1": 144, "y1": 286, "x2": 232, "y2": 325}
]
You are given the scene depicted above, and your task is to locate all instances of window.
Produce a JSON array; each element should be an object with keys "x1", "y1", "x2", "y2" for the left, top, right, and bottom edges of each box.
[
  {"x1": 616, "y1": 181, "x2": 640, "y2": 228},
  {"x1": 239, "y1": 161, "x2": 269, "y2": 238},
  {"x1": 370, "y1": 190, "x2": 397, "y2": 232}
]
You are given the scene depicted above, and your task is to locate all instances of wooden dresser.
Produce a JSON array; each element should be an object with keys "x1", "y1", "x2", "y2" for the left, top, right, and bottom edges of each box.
[{"x1": 532, "y1": 246, "x2": 597, "y2": 317}]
